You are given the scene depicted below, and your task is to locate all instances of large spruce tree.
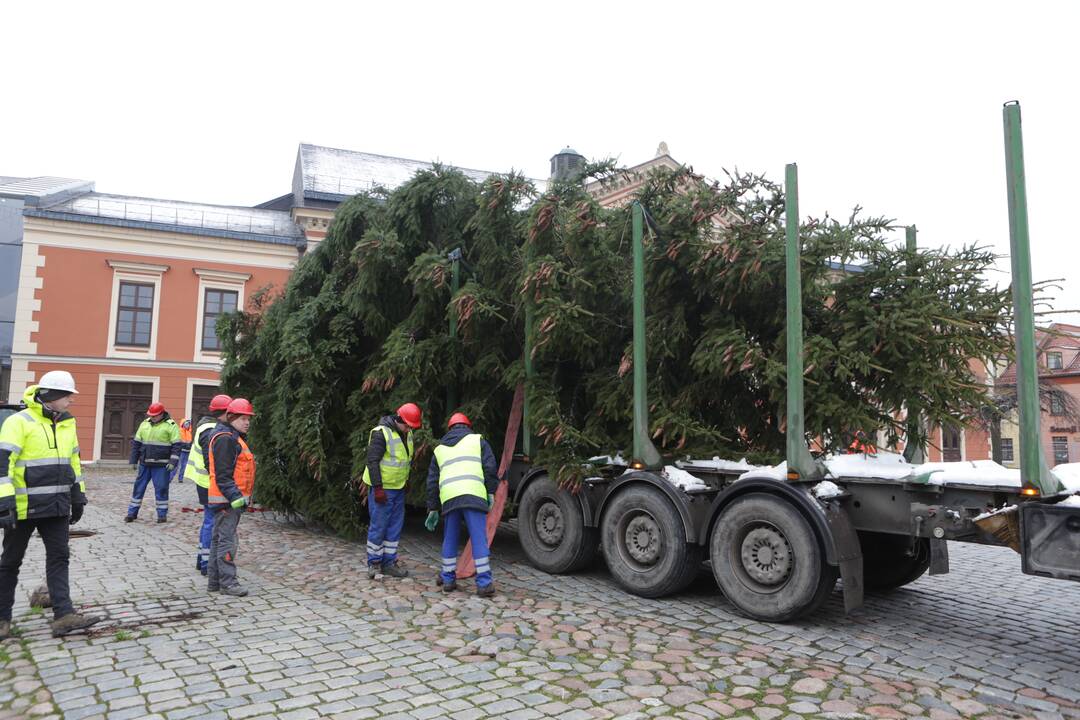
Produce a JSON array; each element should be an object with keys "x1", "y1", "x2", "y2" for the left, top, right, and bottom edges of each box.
[{"x1": 220, "y1": 163, "x2": 1013, "y2": 537}]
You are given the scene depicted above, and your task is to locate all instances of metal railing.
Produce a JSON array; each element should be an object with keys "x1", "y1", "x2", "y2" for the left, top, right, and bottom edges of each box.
[
  {"x1": 62, "y1": 197, "x2": 299, "y2": 237},
  {"x1": 306, "y1": 174, "x2": 388, "y2": 196}
]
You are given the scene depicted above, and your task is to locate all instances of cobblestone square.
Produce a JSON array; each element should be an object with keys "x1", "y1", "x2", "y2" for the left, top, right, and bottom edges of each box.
[{"x1": 1, "y1": 467, "x2": 1077, "y2": 719}]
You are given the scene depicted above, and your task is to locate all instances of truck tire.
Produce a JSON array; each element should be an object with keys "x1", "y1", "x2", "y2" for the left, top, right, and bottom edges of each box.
[
  {"x1": 517, "y1": 475, "x2": 598, "y2": 574},
  {"x1": 710, "y1": 493, "x2": 837, "y2": 622},
  {"x1": 600, "y1": 485, "x2": 701, "y2": 598},
  {"x1": 859, "y1": 532, "x2": 930, "y2": 591}
]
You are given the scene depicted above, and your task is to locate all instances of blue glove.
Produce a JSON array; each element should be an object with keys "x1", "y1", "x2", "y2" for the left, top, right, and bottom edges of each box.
[{"x1": 424, "y1": 511, "x2": 439, "y2": 532}]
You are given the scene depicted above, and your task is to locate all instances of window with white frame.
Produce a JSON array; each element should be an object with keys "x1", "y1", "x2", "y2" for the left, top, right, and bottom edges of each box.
[
  {"x1": 1000, "y1": 437, "x2": 1014, "y2": 462},
  {"x1": 193, "y1": 268, "x2": 249, "y2": 363},
  {"x1": 201, "y1": 288, "x2": 238, "y2": 351},
  {"x1": 1047, "y1": 351, "x2": 1063, "y2": 370},
  {"x1": 106, "y1": 260, "x2": 168, "y2": 359},
  {"x1": 115, "y1": 281, "x2": 154, "y2": 347}
]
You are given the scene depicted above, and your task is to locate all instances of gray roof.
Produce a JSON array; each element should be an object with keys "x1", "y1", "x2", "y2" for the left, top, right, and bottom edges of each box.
[
  {"x1": 296, "y1": 143, "x2": 547, "y2": 202},
  {"x1": 298, "y1": 144, "x2": 494, "y2": 200},
  {"x1": 27, "y1": 192, "x2": 303, "y2": 246},
  {"x1": 0, "y1": 176, "x2": 95, "y2": 205}
]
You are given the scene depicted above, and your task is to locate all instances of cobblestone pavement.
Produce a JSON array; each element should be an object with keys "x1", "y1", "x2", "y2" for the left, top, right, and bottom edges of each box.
[{"x1": 0, "y1": 467, "x2": 1078, "y2": 720}]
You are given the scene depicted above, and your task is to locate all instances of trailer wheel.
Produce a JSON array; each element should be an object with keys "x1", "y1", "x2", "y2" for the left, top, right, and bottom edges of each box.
[
  {"x1": 859, "y1": 532, "x2": 930, "y2": 591},
  {"x1": 600, "y1": 485, "x2": 701, "y2": 598},
  {"x1": 517, "y1": 475, "x2": 598, "y2": 574},
  {"x1": 710, "y1": 493, "x2": 837, "y2": 622}
]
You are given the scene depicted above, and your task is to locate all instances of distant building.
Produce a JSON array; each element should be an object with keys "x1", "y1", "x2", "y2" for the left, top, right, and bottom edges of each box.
[{"x1": 996, "y1": 322, "x2": 1080, "y2": 468}]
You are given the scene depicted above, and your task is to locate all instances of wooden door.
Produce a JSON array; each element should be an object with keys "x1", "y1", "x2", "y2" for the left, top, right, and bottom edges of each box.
[{"x1": 101, "y1": 381, "x2": 153, "y2": 459}]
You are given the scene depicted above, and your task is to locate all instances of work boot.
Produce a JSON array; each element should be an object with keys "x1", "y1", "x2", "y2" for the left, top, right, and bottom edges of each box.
[
  {"x1": 207, "y1": 585, "x2": 220, "y2": 593},
  {"x1": 442, "y1": 579, "x2": 457, "y2": 593},
  {"x1": 156, "y1": 516, "x2": 167, "y2": 524},
  {"x1": 0, "y1": 621, "x2": 11, "y2": 639},
  {"x1": 123, "y1": 515, "x2": 135, "y2": 523},
  {"x1": 50, "y1": 613, "x2": 102, "y2": 638},
  {"x1": 221, "y1": 585, "x2": 248, "y2": 597},
  {"x1": 381, "y1": 562, "x2": 409, "y2": 578},
  {"x1": 29, "y1": 585, "x2": 51, "y2": 608},
  {"x1": 367, "y1": 564, "x2": 381, "y2": 579},
  {"x1": 476, "y1": 584, "x2": 495, "y2": 599}
]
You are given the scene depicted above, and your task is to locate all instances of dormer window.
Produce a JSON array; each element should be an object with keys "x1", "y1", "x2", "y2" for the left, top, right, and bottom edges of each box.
[{"x1": 1047, "y1": 352, "x2": 1063, "y2": 370}]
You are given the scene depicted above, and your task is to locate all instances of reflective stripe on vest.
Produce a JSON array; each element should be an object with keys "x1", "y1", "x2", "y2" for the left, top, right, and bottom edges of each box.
[
  {"x1": 433, "y1": 434, "x2": 486, "y2": 505},
  {"x1": 207, "y1": 432, "x2": 255, "y2": 504},
  {"x1": 362, "y1": 425, "x2": 412, "y2": 490},
  {"x1": 183, "y1": 421, "x2": 216, "y2": 488}
]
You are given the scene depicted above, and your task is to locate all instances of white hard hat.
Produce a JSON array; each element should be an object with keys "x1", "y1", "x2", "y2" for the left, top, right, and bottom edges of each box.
[{"x1": 38, "y1": 370, "x2": 78, "y2": 395}]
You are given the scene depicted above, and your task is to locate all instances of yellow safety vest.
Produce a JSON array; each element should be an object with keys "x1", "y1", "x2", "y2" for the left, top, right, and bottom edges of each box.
[
  {"x1": 362, "y1": 425, "x2": 413, "y2": 490},
  {"x1": 183, "y1": 421, "x2": 217, "y2": 489},
  {"x1": 433, "y1": 434, "x2": 486, "y2": 505},
  {"x1": 0, "y1": 385, "x2": 85, "y2": 520}
]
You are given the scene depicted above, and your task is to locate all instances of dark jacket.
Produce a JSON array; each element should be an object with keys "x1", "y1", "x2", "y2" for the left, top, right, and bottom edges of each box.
[
  {"x1": 208, "y1": 422, "x2": 245, "y2": 505},
  {"x1": 426, "y1": 424, "x2": 499, "y2": 515},
  {"x1": 365, "y1": 415, "x2": 410, "y2": 489}
]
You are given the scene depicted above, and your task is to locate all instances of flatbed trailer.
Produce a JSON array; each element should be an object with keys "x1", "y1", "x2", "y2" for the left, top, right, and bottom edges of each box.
[{"x1": 499, "y1": 102, "x2": 1080, "y2": 622}]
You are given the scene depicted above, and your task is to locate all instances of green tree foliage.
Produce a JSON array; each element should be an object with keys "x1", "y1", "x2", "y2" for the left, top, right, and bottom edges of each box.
[{"x1": 220, "y1": 163, "x2": 1014, "y2": 536}]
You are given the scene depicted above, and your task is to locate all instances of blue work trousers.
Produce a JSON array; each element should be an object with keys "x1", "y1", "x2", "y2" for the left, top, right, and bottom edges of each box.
[
  {"x1": 440, "y1": 507, "x2": 492, "y2": 589},
  {"x1": 366, "y1": 488, "x2": 405, "y2": 567},
  {"x1": 128, "y1": 464, "x2": 170, "y2": 519}
]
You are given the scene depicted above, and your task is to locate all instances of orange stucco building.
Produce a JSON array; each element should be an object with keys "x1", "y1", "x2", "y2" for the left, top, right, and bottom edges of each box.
[{"x1": 10, "y1": 198, "x2": 300, "y2": 461}]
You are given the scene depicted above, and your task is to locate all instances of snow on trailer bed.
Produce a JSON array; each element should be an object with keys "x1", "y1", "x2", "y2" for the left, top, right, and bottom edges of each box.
[{"x1": 734, "y1": 450, "x2": 1080, "y2": 494}]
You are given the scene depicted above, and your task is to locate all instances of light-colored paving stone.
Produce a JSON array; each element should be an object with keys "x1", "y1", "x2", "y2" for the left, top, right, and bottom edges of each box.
[{"x1": 0, "y1": 467, "x2": 1075, "y2": 719}]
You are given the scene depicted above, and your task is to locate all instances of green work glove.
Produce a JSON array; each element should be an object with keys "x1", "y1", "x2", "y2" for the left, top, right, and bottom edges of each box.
[
  {"x1": 230, "y1": 497, "x2": 246, "y2": 509},
  {"x1": 424, "y1": 511, "x2": 439, "y2": 532}
]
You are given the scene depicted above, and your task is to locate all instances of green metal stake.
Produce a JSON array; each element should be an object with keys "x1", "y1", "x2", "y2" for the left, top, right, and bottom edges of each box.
[
  {"x1": 903, "y1": 225, "x2": 927, "y2": 465},
  {"x1": 1002, "y1": 102, "x2": 1064, "y2": 496},
  {"x1": 784, "y1": 164, "x2": 821, "y2": 482},
  {"x1": 447, "y1": 248, "x2": 462, "y2": 415},
  {"x1": 632, "y1": 202, "x2": 662, "y2": 469}
]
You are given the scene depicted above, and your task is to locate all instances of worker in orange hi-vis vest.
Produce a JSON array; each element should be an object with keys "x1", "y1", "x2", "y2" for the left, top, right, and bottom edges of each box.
[
  {"x1": 206, "y1": 398, "x2": 256, "y2": 597},
  {"x1": 171, "y1": 417, "x2": 193, "y2": 484}
]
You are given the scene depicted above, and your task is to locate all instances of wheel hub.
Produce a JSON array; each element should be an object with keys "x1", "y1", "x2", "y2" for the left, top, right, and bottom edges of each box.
[
  {"x1": 740, "y1": 526, "x2": 792, "y2": 586},
  {"x1": 535, "y1": 502, "x2": 564, "y2": 546},
  {"x1": 624, "y1": 515, "x2": 661, "y2": 565}
]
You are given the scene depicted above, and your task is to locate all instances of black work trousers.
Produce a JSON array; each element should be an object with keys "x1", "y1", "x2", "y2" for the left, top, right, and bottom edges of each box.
[{"x1": 0, "y1": 516, "x2": 74, "y2": 621}]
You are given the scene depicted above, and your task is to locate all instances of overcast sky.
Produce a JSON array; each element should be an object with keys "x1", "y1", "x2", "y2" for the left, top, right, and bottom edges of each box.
[{"x1": 4, "y1": 1, "x2": 1078, "y2": 322}]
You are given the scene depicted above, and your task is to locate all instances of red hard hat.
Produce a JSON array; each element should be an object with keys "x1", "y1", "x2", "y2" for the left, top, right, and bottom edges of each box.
[
  {"x1": 209, "y1": 394, "x2": 233, "y2": 412},
  {"x1": 227, "y1": 398, "x2": 255, "y2": 416},
  {"x1": 396, "y1": 402, "x2": 422, "y2": 429},
  {"x1": 147, "y1": 402, "x2": 165, "y2": 415},
  {"x1": 447, "y1": 412, "x2": 472, "y2": 429}
]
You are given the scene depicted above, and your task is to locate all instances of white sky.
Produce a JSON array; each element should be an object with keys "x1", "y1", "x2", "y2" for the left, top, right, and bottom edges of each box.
[{"x1": 3, "y1": 1, "x2": 1078, "y2": 321}]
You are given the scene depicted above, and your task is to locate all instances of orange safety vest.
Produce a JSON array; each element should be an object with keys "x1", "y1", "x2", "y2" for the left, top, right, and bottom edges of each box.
[
  {"x1": 179, "y1": 418, "x2": 193, "y2": 444},
  {"x1": 207, "y1": 431, "x2": 255, "y2": 504}
]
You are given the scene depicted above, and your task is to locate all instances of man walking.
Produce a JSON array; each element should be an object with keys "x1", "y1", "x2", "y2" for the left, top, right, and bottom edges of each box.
[
  {"x1": 183, "y1": 394, "x2": 232, "y2": 574},
  {"x1": 0, "y1": 371, "x2": 102, "y2": 637},
  {"x1": 362, "y1": 403, "x2": 421, "y2": 579},
  {"x1": 125, "y1": 402, "x2": 182, "y2": 523},
  {"x1": 424, "y1": 412, "x2": 499, "y2": 597}
]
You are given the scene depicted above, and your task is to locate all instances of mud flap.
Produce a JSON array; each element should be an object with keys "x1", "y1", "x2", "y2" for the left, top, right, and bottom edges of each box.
[
  {"x1": 1020, "y1": 502, "x2": 1080, "y2": 581},
  {"x1": 929, "y1": 538, "x2": 950, "y2": 575},
  {"x1": 823, "y1": 501, "x2": 863, "y2": 613}
]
